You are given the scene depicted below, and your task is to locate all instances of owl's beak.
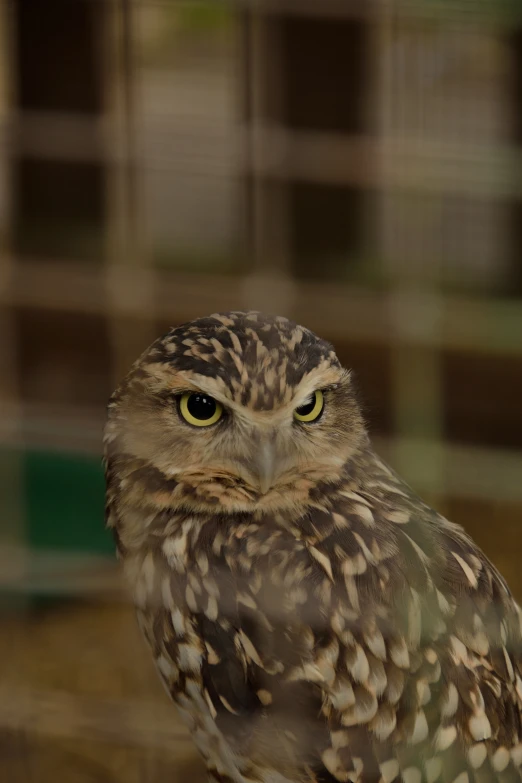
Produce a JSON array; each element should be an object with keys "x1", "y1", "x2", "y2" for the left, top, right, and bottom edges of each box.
[{"x1": 255, "y1": 437, "x2": 277, "y2": 494}]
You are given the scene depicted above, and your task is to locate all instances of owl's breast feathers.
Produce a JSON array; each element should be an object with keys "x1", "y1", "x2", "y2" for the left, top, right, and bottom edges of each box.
[{"x1": 113, "y1": 449, "x2": 522, "y2": 783}]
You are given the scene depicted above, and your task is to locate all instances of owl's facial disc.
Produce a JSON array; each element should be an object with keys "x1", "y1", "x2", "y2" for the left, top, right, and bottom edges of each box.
[
  {"x1": 107, "y1": 312, "x2": 367, "y2": 513},
  {"x1": 159, "y1": 365, "x2": 364, "y2": 508}
]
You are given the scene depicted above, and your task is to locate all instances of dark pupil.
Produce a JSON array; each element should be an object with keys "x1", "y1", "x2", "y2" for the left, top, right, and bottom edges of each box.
[
  {"x1": 187, "y1": 394, "x2": 216, "y2": 420},
  {"x1": 296, "y1": 393, "x2": 316, "y2": 416}
]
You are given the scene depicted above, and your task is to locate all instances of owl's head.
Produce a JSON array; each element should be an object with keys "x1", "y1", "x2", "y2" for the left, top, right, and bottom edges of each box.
[{"x1": 104, "y1": 312, "x2": 367, "y2": 520}]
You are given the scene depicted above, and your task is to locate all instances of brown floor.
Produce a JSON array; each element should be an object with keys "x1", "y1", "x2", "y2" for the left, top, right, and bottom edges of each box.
[{"x1": 0, "y1": 596, "x2": 206, "y2": 782}]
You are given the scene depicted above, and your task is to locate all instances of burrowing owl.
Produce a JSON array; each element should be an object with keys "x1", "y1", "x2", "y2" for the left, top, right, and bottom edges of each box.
[{"x1": 104, "y1": 311, "x2": 522, "y2": 783}]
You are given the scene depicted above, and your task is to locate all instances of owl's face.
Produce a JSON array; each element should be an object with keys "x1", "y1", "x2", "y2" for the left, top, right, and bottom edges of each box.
[{"x1": 105, "y1": 312, "x2": 366, "y2": 516}]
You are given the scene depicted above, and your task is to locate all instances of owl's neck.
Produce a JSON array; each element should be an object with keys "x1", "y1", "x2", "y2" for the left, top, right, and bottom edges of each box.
[{"x1": 109, "y1": 436, "x2": 391, "y2": 554}]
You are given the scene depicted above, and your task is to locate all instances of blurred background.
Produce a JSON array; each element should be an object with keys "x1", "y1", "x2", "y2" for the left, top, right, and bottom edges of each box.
[{"x1": 1, "y1": 0, "x2": 522, "y2": 780}]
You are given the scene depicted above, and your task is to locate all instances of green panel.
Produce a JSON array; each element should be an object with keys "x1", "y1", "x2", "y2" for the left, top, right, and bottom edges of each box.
[{"x1": 24, "y1": 449, "x2": 112, "y2": 555}]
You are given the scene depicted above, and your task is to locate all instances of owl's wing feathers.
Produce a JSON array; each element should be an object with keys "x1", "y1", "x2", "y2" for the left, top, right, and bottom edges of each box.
[{"x1": 153, "y1": 460, "x2": 522, "y2": 783}]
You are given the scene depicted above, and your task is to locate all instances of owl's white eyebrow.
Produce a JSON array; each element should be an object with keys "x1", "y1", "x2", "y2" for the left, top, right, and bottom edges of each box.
[
  {"x1": 290, "y1": 373, "x2": 345, "y2": 410},
  {"x1": 291, "y1": 381, "x2": 328, "y2": 408},
  {"x1": 292, "y1": 390, "x2": 318, "y2": 411},
  {"x1": 173, "y1": 379, "x2": 237, "y2": 410}
]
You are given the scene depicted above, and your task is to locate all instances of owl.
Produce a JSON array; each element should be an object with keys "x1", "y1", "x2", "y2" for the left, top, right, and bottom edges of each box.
[{"x1": 104, "y1": 311, "x2": 522, "y2": 783}]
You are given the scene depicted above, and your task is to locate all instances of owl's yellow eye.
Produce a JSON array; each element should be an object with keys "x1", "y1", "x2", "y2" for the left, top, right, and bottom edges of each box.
[
  {"x1": 179, "y1": 392, "x2": 223, "y2": 427},
  {"x1": 294, "y1": 390, "x2": 324, "y2": 423}
]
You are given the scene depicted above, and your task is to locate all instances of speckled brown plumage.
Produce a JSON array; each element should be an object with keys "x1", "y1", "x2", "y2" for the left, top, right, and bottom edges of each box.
[{"x1": 104, "y1": 311, "x2": 522, "y2": 783}]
